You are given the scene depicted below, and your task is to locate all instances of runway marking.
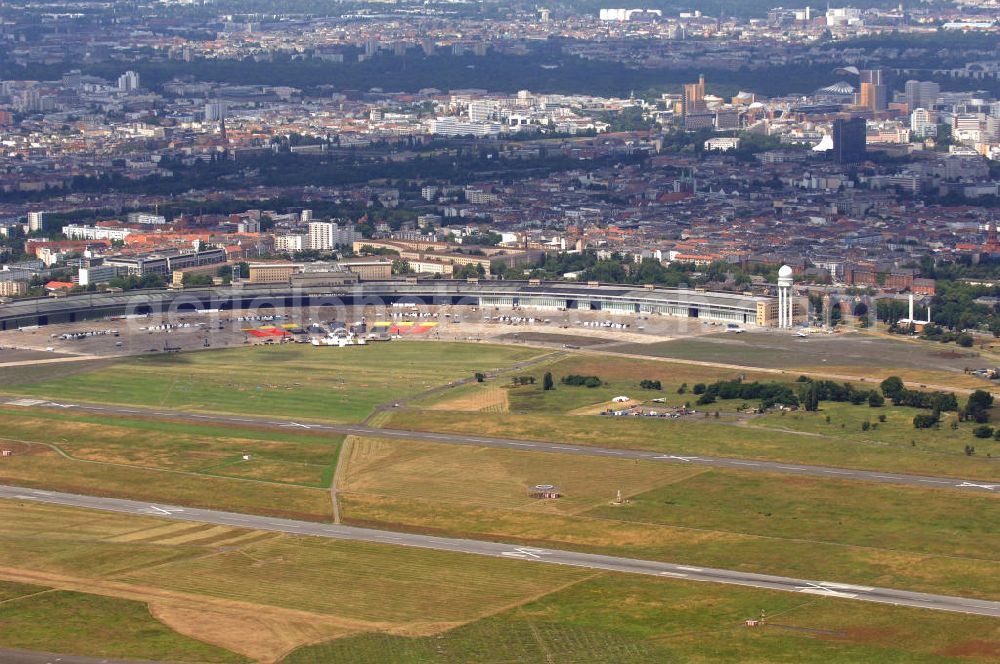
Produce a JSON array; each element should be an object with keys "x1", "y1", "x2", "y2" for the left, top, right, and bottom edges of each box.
[
  {"x1": 676, "y1": 565, "x2": 704, "y2": 572},
  {"x1": 729, "y1": 461, "x2": 760, "y2": 466},
  {"x1": 6, "y1": 399, "x2": 46, "y2": 407},
  {"x1": 957, "y1": 482, "x2": 998, "y2": 491},
  {"x1": 794, "y1": 582, "x2": 859, "y2": 599},
  {"x1": 818, "y1": 581, "x2": 875, "y2": 592},
  {"x1": 144, "y1": 505, "x2": 184, "y2": 515},
  {"x1": 282, "y1": 422, "x2": 314, "y2": 429},
  {"x1": 653, "y1": 455, "x2": 700, "y2": 462},
  {"x1": 500, "y1": 547, "x2": 550, "y2": 559},
  {"x1": 658, "y1": 571, "x2": 689, "y2": 578}
]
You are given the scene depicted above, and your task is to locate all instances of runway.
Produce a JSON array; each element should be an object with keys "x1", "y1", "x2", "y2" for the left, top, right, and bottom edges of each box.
[
  {"x1": 1, "y1": 397, "x2": 997, "y2": 494},
  {"x1": 2, "y1": 484, "x2": 998, "y2": 618}
]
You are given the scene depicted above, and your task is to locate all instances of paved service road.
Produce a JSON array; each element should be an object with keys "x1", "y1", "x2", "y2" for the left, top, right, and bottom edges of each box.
[
  {"x1": 1, "y1": 485, "x2": 998, "y2": 618},
  {"x1": 2, "y1": 397, "x2": 997, "y2": 494},
  {"x1": 0, "y1": 648, "x2": 165, "y2": 664}
]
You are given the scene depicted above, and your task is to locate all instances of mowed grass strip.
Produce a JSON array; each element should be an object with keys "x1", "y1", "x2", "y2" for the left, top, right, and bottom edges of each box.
[
  {"x1": 0, "y1": 585, "x2": 246, "y2": 663},
  {"x1": 1, "y1": 342, "x2": 544, "y2": 422},
  {"x1": 387, "y1": 409, "x2": 1000, "y2": 480},
  {"x1": 283, "y1": 573, "x2": 1000, "y2": 664},
  {"x1": 119, "y1": 535, "x2": 591, "y2": 624}
]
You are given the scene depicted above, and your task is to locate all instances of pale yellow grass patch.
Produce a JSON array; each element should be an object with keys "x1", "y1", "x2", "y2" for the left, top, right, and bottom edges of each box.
[
  {"x1": 149, "y1": 601, "x2": 359, "y2": 664},
  {"x1": 340, "y1": 437, "x2": 700, "y2": 516},
  {"x1": 106, "y1": 522, "x2": 208, "y2": 543},
  {"x1": 151, "y1": 525, "x2": 239, "y2": 546},
  {"x1": 567, "y1": 398, "x2": 638, "y2": 416},
  {"x1": 428, "y1": 384, "x2": 509, "y2": 413}
]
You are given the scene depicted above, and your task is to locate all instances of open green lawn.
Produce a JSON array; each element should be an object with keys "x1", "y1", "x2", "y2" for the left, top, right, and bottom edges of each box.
[
  {"x1": 1, "y1": 342, "x2": 544, "y2": 422},
  {"x1": 0, "y1": 581, "x2": 245, "y2": 663},
  {"x1": 0, "y1": 409, "x2": 343, "y2": 487},
  {"x1": 750, "y1": 400, "x2": 1000, "y2": 459},
  {"x1": 499, "y1": 354, "x2": 768, "y2": 414},
  {"x1": 120, "y1": 535, "x2": 588, "y2": 625},
  {"x1": 338, "y1": 438, "x2": 1000, "y2": 599},
  {"x1": 387, "y1": 408, "x2": 1000, "y2": 480},
  {"x1": 282, "y1": 574, "x2": 1000, "y2": 664},
  {"x1": 0, "y1": 448, "x2": 334, "y2": 522},
  {"x1": 4, "y1": 501, "x2": 1000, "y2": 664}
]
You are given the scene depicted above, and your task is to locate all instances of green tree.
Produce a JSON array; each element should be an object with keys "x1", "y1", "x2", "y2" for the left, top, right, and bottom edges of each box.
[
  {"x1": 543, "y1": 372, "x2": 554, "y2": 391},
  {"x1": 880, "y1": 376, "x2": 905, "y2": 400}
]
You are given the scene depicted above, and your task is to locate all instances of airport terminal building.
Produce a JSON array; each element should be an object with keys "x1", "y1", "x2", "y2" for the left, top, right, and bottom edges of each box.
[{"x1": 0, "y1": 280, "x2": 800, "y2": 331}]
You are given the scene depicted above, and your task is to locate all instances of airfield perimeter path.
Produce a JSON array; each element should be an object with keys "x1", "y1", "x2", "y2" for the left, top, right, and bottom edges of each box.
[
  {"x1": 0, "y1": 649, "x2": 164, "y2": 664},
  {"x1": 0, "y1": 396, "x2": 997, "y2": 494},
  {"x1": 2, "y1": 484, "x2": 999, "y2": 619}
]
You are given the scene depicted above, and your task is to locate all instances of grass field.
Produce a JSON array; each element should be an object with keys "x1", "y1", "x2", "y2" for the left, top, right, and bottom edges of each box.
[
  {"x1": 339, "y1": 436, "x2": 703, "y2": 516},
  {"x1": 0, "y1": 581, "x2": 245, "y2": 663},
  {"x1": 120, "y1": 535, "x2": 589, "y2": 624},
  {"x1": 417, "y1": 353, "x2": 773, "y2": 416},
  {"x1": 4, "y1": 498, "x2": 1000, "y2": 664},
  {"x1": 0, "y1": 500, "x2": 592, "y2": 662},
  {"x1": 282, "y1": 573, "x2": 1000, "y2": 663},
  {"x1": 386, "y1": 408, "x2": 1000, "y2": 480},
  {"x1": 749, "y1": 400, "x2": 1000, "y2": 458},
  {"x1": 0, "y1": 446, "x2": 335, "y2": 522},
  {"x1": 337, "y1": 437, "x2": 1000, "y2": 599},
  {"x1": 0, "y1": 342, "x2": 544, "y2": 422},
  {"x1": 0, "y1": 410, "x2": 343, "y2": 486}
]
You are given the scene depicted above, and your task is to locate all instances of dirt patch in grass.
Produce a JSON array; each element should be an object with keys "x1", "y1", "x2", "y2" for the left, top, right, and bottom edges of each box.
[
  {"x1": 149, "y1": 601, "x2": 359, "y2": 664},
  {"x1": 428, "y1": 385, "x2": 509, "y2": 413},
  {"x1": 937, "y1": 640, "x2": 1000, "y2": 657}
]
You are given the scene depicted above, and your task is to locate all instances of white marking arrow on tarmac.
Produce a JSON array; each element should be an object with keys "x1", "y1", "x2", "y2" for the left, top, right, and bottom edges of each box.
[
  {"x1": 501, "y1": 547, "x2": 550, "y2": 559},
  {"x1": 282, "y1": 422, "x2": 314, "y2": 429},
  {"x1": 145, "y1": 505, "x2": 184, "y2": 515},
  {"x1": 43, "y1": 401, "x2": 76, "y2": 408},
  {"x1": 652, "y1": 455, "x2": 700, "y2": 462},
  {"x1": 794, "y1": 582, "x2": 860, "y2": 599},
  {"x1": 956, "y1": 482, "x2": 998, "y2": 491}
]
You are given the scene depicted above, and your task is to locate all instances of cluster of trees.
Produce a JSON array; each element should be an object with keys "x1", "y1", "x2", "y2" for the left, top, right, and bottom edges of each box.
[
  {"x1": 879, "y1": 375, "x2": 957, "y2": 409},
  {"x1": 639, "y1": 379, "x2": 662, "y2": 391},
  {"x1": 962, "y1": 390, "x2": 994, "y2": 424},
  {"x1": 693, "y1": 379, "x2": 798, "y2": 409},
  {"x1": 797, "y1": 377, "x2": 884, "y2": 410},
  {"x1": 879, "y1": 375, "x2": 963, "y2": 430},
  {"x1": 107, "y1": 274, "x2": 166, "y2": 291},
  {"x1": 452, "y1": 264, "x2": 487, "y2": 279},
  {"x1": 543, "y1": 372, "x2": 554, "y2": 391},
  {"x1": 919, "y1": 324, "x2": 974, "y2": 347},
  {"x1": 561, "y1": 374, "x2": 603, "y2": 388},
  {"x1": 511, "y1": 376, "x2": 536, "y2": 386},
  {"x1": 891, "y1": 388, "x2": 959, "y2": 412}
]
